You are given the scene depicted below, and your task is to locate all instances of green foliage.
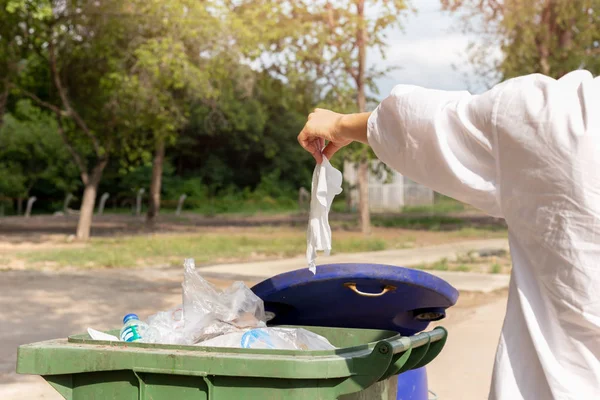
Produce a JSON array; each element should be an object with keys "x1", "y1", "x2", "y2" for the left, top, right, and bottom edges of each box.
[
  {"x1": 97, "y1": 159, "x2": 301, "y2": 215},
  {"x1": 0, "y1": 0, "x2": 409, "y2": 221},
  {"x1": 0, "y1": 100, "x2": 78, "y2": 198},
  {"x1": 107, "y1": 0, "x2": 220, "y2": 150},
  {"x1": 0, "y1": 163, "x2": 25, "y2": 198},
  {"x1": 500, "y1": 1, "x2": 600, "y2": 78},
  {"x1": 243, "y1": 1, "x2": 410, "y2": 200},
  {"x1": 163, "y1": 176, "x2": 208, "y2": 204},
  {"x1": 443, "y1": 0, "x2": 600, "y2": 83},
  {"x1": 174, "y1": 69, "x2": 315, "y2": 196}
]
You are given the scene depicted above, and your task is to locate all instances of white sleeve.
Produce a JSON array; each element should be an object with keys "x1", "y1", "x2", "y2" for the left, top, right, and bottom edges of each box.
[{"x1": 367, "y1": 84, "x2": 505, "y2": 217}]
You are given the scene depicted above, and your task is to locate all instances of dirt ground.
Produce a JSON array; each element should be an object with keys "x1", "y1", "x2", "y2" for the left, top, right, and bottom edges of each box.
[{"x1": 0, "y1": 212, "x2": 505, "y2": 241}]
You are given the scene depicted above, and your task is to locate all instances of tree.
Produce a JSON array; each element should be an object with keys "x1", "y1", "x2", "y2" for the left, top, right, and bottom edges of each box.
[
  {"x1": 244, "y1": 0, "x2": 410, "y2": 234},
  {"x1": 129, "y1": 0, "x2": 284, "y2": 222},
  {"x1": 172, "y1": 66, "x2": 316, "y2": 197},
  {"x1": 442, "y1": 0, "x2": 600, "y2": 83},
  {"x1": 7, "y1": 0, "x2": 163, "y2": 239},
  {"x1": 109, "y1": 0, "x2": 220, "y2": 222}
]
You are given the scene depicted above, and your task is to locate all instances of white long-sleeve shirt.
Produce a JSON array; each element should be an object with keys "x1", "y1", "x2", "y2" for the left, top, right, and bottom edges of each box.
[{"x1": 368, "y1": 70, "x2": 600, "y2": 400}]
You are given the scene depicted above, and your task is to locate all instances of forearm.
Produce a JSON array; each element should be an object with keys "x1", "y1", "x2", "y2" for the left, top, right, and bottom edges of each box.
[
  {"x1": 367, "y1": 84, "x2": 504, "y2": 216},
  {"x1": 339, "y1": 112, "x2": 371, "y2": 144}
]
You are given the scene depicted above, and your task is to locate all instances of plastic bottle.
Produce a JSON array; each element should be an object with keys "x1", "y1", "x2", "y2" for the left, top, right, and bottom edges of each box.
[{"x1": 120, "y1": 313, "x2": 149, "y2": 342}]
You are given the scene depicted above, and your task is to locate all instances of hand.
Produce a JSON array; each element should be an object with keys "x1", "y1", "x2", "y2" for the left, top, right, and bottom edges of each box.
[{"x1": 297, "y1": 108, "x2": 353, "y2": 163}]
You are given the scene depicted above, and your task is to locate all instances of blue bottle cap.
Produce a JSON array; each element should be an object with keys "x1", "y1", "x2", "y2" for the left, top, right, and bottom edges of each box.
[{"x1": 123, "y1": 313, "x2": 139, "y2": 324}]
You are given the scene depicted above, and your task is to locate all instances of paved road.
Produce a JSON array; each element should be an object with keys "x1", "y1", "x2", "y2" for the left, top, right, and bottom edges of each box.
[{"x1": 429, "y1": 291, "x2": 507, "y2": 399}]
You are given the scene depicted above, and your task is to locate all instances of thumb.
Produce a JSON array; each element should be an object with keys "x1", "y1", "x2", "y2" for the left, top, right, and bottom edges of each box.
[{"x1": 323, "y1": 141, "x2": 344, "y2": 160}]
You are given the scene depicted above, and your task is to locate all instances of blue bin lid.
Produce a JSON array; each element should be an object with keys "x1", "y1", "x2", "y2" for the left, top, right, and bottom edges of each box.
[{"x1": 251, "y1": 263, "x2": 459, "y2": 336}]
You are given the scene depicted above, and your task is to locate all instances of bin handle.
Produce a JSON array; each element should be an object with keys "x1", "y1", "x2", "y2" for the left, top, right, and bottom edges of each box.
[
  {"x1": 388, "y1": 327, "x2": 447, "y2": 355},
  {"x1": 344, "y1": 282, "x2": 396, "y2": 297}
]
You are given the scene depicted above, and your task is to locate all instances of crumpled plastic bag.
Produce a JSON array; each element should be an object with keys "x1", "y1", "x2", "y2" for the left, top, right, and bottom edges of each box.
[
  {"x1": 136, "y1": 259, "x2": 334, "y2": 351},
  {"x1": 306, "y1": 156, "x2": 343, "y2": 274},
  {"x1": 145, "y1": 306, "x2": 186, "y2": 345},
  {"x1": 196, "y1": 327, "x2": 336, "y2": 351},
  {"x1": 144, "y1": 259, "x2": 266, "y2": 345}
]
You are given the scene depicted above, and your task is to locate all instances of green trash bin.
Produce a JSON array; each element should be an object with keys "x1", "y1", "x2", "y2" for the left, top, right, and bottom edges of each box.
[{"x1": 17, "y1": 325, "x2": 447, "y2": 400}]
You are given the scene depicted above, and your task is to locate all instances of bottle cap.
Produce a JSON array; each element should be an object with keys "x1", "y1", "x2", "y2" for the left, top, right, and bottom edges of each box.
[{"x1": 123, "y1": 313, "x2": 139, "y2": 324}]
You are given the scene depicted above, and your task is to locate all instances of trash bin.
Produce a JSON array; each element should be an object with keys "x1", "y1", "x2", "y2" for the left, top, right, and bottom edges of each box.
[
  {"x1": 17, "y1": 325, "x2": 447, "y2": 400},
  {"x1": 251, "y1": 263, "x2": 459, "y2": 400}
]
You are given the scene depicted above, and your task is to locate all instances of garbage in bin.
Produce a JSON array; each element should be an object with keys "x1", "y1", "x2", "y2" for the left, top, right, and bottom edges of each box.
[
  {"x1": 86, "y1": 258, "x2": 333, "y2": 350},
  {"x1": 197, "y1": 326, "x2": 336, "y2": 350},
  {"x1": 87, "y1": 327, "x2": 118, "y2": 341},
  {"x1": 140, "y1": 258, "x2": 267, "y2": 345},
  {"x1": 120, "y1": 313, "x2": 152, "y2": 342},
  {"x1": 251, "y1": 263, "x2": 459, "y2": 400}
]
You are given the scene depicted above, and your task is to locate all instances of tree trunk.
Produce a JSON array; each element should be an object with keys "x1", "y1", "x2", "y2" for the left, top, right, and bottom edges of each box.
[
  {"x1": 356, "y1": 0, "x2": 367, "y2": 113},
  {"x1": 355, "y1": 0, "x2": 370, "y2": 234},
  {"x1": 16, "y1": 197, "x2": 23, "y2": 215},
  {"x1": 75, "y1": 161, "x2": 107, "y2": 241},
  {"x1": 147, "y1": 138, "x2": 165, "y2": 222},
  {"x1": 536, "y1": 0, "x2": 552, "y2": 76},
  {"x1": 76, "y1": 183, "x2": 98, "y2": 241},
  {"x1": 358, "y1": 158, "x2": 371, "y2": 235}
]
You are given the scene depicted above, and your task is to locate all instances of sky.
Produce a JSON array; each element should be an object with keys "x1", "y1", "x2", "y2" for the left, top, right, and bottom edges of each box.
[{"x1": 369, "y1": 0, "x2": 487, "y2": 99}]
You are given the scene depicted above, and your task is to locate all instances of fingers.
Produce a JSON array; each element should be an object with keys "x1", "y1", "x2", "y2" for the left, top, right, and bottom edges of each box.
[
  {"x1": 311, "y1": 141, "x2": 323, "y2": 163},
  {"x1": 298, "y1": 128, "x2": 323, "y2": 163},
  {"x1": 323, "y1": 141, "x2": 344, "y2": 160}
]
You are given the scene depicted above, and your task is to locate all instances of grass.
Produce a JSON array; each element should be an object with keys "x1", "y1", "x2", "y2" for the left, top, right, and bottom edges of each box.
[
  {"x1": 490, "y1": 263, "x2": 502, "y2": 274},
  {"x1": 401, "y1": 196, "x2": 466, "y2": 215},
  {"x1": 7, "y1": 202, "x2": 508, "y2": 270},
  {"x1": 432, "y1": 258, "x2": 449, "y2": 271},
  {"x1": 370, "y1": 215, "x2": 508, "y2": 235},
  {"x1": 19, "y1": 232, "x2": 389, "y2": 269},
  {"x1": 9, "y1": 218, "x2": 510, "y2": 270},
  {"x1": 414, "y1": 258, "x2": 451, "y2": 272},
  {"x1": 449, "y1": 227, "x2": 507, "y2": 238},
  {"x1": 372, "y1": 215, "x2": 466, "y2": 230},
  {"x1": 416, "y1": 251, "x2": 512, "y2": 274},
  {"x1": 455, "y1": 264, "x2": 472, "y2": 272}
]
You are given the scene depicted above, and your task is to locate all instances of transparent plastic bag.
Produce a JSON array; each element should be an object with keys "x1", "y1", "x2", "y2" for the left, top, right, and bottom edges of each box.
[
  {"x1": 145, "y1": 258, "x2": 266, "y2": 345},
  {"x1": 145, "y1": 306, "x2": 186, "y2": 344},
  {"x1": 196, "y1": 327, "x2": 336, "y2": 351}
]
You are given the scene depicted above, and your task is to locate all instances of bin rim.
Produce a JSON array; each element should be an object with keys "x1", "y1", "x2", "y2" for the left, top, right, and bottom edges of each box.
[
  {"x1": 17, "y1": 326, "x2": 447, "y2": 383},
  {"x1": 66, "y1": 325, "x2": 394, "y2": 356}
]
